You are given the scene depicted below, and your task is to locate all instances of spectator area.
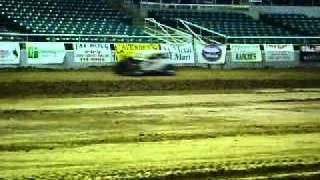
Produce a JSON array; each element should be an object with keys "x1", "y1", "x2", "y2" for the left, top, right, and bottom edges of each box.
[
  {"x1": 148, "y1": 10, "x2": 320, "y2": 44},
  {"x1": 261, "y1": 13, "x2": 320, "y2": 36},
  {"x1": 0, "y1": 0, "x2": 154, "y2": 42}
]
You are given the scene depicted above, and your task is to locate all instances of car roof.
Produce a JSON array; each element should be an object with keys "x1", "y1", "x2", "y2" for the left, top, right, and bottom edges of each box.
[{"x1": 133, "y1": 50, "x2": 167, "y2": 58}]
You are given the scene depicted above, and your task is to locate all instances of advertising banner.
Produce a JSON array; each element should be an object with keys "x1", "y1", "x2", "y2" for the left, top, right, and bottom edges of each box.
[
  {"x1": 27, "y1": 42, "x2": 65, "y2": 64},
  {"x1": 264, "y1": 44, "x2": 295, "y2": 62},
  {"x1": 160, "y1": 43, "x2": 194, "y2": 64},
  {"x1": 230, "y1": 44, "x2": 262, "y2": 62},
  {"x1": 195, "y1": 41, "x2": 226, "y2": 64},
  {"x1": 300, "y1": 45, "x2": 320, "y2": 62},
  {"x1": 115, "y1": 43, "x2": 160, "y2": 61},
  {"x1": 74, "y1": 43, "x2": 112, "y2": 63},
  {"x1": 0, "y1": 42, "x2": 20, "y2": 64}
]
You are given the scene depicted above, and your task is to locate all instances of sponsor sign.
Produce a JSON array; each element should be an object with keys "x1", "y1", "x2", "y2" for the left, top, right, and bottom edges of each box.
[
  {"x1": 74, "y1": 43, "x2": 112, "y2": 63},
  {"x1": 196, "y1": 41, "x2": 226, "y2": 64},
  {"x1": 0, "y1": 42, "x2": 20, "y2": 64},
  {"x1": 27, "y1": 42, "x2": 65, "y2": 64},
  {"x1": 264, "y1": 44, "x2": 295, "y2": 62},
  {"x1": 160, "y1": 43, "x2": 194, "y2": 64},
  {"x1": 300, "y1": 45, "x2": 320, "y2": 62},
  {"x1": 230, "y1": 44, "x2": 262, "y2": 62},
  {"x1": 115, "y1": 43, "x2": 160, "y2": 61}
]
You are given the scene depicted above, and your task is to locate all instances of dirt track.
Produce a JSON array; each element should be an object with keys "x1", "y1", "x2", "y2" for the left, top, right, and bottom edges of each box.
[
  {"x1": 1, "y1": 90, "x2": 320, "y2": 179},
  {"x1": 1, "y1": 69, "x2": 320, "y2": 179},
  {"x1": 0, "y1": 68, "x2": 320, "y2": 97}
]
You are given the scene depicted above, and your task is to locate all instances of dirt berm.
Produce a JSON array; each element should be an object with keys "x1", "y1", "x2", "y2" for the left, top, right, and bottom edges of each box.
[
  {"x1": 1, "y1": 79, "x2": 320, "y2": 97},
  {"x1": 1, "y1": 68, "x2": 320, "y2": 97}
]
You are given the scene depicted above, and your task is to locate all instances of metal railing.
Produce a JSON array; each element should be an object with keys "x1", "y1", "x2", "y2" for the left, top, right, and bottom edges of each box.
[
  {"x1": 0, "y1": 32, "x2": 187, "y2": 43},
  {"x1": 144, "y1": 18, "x2": 193, "y2": 43},
  {"x1": 140, "y1": 1, "x2": 250, "y2": 10},
  {"x1": 167, "y1": 19, "x2": 320, "y2": 45},
  {"x1": 139, "y1": 0, "x2": 320, "y2": 6},
  {"x1": 226, "y1": 36, "x2": 320, "y2": 45},
  {"x1": 1, "y1": 31, "x2": 319, "y2": 45}
]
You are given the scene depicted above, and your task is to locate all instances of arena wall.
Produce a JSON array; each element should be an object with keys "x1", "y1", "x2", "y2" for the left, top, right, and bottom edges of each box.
[{"x1": 1, "y1": 42, "x2": 319, "y2": 69}]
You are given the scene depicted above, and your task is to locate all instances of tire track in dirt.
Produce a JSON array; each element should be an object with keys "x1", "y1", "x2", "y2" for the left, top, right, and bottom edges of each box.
[{"x1": 5, "y1": 157, "x2": 320, "y2": 180}]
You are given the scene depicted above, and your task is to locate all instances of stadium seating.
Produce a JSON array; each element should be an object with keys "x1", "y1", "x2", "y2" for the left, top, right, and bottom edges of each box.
[
  {"x1": 260, "y1": 13, "x2": 320, "y2": 44},
  {"x1": 0, "y1": 0, "x2": 319, "y2": 44},
  {"x1": 261, "y1": 13, "x2": 320, "y2": 36},
  {"x1": 149, "y1": 10, "x2": 320, "y2": 44},
  {"x1": 0, "y1": 0, "x2": 152, "y2": 42}
]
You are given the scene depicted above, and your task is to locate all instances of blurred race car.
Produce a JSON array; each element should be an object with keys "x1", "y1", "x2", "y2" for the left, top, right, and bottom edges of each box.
[{"x1": 113, "y1": 50, "x2": 175, "y2": 76}]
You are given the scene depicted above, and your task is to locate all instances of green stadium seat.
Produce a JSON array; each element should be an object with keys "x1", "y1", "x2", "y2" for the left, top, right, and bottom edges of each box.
[
  {"x1": 0, "y1": 0, "x2": 151, "y2": 42},
  {"x1": 149, "y1": 10, "x2": 315, "y2": 44}
]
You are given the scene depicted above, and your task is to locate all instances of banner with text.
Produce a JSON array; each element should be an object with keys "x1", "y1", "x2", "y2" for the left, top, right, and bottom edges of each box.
[
  {"x1": 27, "y1": 42, "x2": 65, "y2": 64},
  {"x1": 195, "y1": 41, "x2": 226, "y2": 64},
  {"x1": 160, "y1": 43, "x2": 194, "y2": 64},
  {"x1": 300, "y1": 45, "x2": 320, "y2": 62},
  {"x1": 74, "y1": 43, "x2": 112, "y2": 63},
  {"x1": 264, "y1": 44, "x2": 295, "y2": 62},
  {"x1": 0, "y1": 42, "x2": 20, "y2": 64},
  {"x1": 115, "y1": 43, "x2": 160, "y2": 61},
  {"x1": 230, "y1": 44, "x2": 262, "y2": 63}
]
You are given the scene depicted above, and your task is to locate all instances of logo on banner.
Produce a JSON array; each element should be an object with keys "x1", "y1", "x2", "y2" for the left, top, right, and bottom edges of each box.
[
  {"x1": 236, "y1": 53, "x2": 257, "y2": 61},
  {"x1": 268, "y1": 44, "x2": 288, "y2": 49},
  {"x1": 28, "y1": 47, "x2": 39, "y2": 59},
  {"x1": 0, "y1": 49, "x2": 18, "y2": 58},
  {"x1": 202, "y1": 44, "x2": 222, "y2": 62}
]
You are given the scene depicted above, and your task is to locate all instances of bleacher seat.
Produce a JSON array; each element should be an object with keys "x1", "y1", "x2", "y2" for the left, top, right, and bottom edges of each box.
[
  {"x1": 149, "y1": 10, "x2": 299, "y2": 44},
  {"x1": 149, "y1": 10, "x2": 320, "y2": 44},
  {"x1": 0, "y1": 0, "x2": 153, "y2": 42},
  {"x1": 261, "y1": 13, "x2": 320, "y2": 36}
]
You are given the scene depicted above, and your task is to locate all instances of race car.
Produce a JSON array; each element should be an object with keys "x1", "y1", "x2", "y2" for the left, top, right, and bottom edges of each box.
[{"x1": 113, "y1": 50, "x2": 175, "y2": 76}]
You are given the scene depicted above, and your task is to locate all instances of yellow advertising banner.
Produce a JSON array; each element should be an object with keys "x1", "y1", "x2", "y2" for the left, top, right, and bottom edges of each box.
[{"x1": 115, "y1": 43, "x2": 161, "y2": 61}]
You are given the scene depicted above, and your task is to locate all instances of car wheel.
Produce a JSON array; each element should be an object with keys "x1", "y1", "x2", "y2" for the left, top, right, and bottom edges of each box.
[
  {"x1": 127, "y1": 59, "x2": 143, "y2": 76},
  {"x1": 164, "y1": 65, "x2": 175, "y2": 75}
]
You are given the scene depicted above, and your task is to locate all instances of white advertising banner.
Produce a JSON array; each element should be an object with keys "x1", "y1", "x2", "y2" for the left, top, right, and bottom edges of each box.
[
  {"x1": 27, "y1": 42, "x2": 65, "y2": 64},
  {"x1": 160, "y1": 43, "x2": 195, "y2": 64},
  {"x1": 264, "y1": 44, "x2": 295, "y2": 62},
  {"x1": 74, "y1": 43, "x2": 112, "y2": 63},
  {"x1": 195, "y1": 41, "x2": 226, "y2": 64},
  {"x1": 230, "y1": 44, "x2": 262, "y2": 62},
  {"x1": 0, "y1": 42, "x2": 20, "y2": 64}
]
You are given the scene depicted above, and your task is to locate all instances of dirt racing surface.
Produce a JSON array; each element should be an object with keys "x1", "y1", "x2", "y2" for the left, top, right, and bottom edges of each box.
[
  {"x1": 0, "y1": 68, "x2": 320, "y2": 179},
  {"x1": 0, "y1": 68, "x2": 320, "y2": 97},
  {"x1": 1, "y1": 89, "x2": 320, "y2": 179}
]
